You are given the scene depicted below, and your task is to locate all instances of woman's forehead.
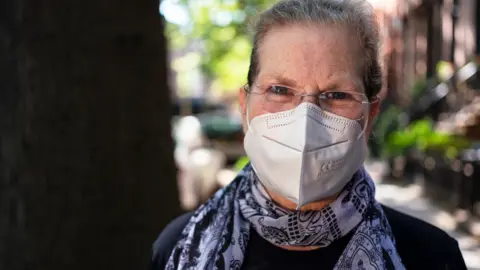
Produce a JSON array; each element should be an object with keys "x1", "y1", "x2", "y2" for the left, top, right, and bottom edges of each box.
[
  {"x1": 256, "y1": 24, "x2": 363, "y2": 87},
  {"x1": 258, "y1": 72, "x2": 364, "y2": 93}
]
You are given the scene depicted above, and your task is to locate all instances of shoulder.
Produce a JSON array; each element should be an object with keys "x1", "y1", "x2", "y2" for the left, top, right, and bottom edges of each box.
[
  {"x1": 382, "y1": 205, "x2": 467, "y2": 270},
  {"x1": 150, "y1": 212, "x2": 193, "y2": 270},
  {"x1": 382, "y1": 204, "x2": 455, "y2": 244}
]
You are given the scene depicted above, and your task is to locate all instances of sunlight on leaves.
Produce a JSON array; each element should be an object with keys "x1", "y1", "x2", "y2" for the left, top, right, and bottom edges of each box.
[
  {"x1": 172, "y1": 52, "x2": 201, "y2": 72},
  {"x1": 163, "y1": 0, "x2": 277, "y2": 95},
  {"x1": 384, "y1": 118, "x2": 472, "y2": 160}
]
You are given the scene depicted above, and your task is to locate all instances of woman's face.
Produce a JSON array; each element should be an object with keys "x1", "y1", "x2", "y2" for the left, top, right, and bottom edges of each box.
[{"x1": 239, "y1": 24, "x2": 379, "y2": 137}]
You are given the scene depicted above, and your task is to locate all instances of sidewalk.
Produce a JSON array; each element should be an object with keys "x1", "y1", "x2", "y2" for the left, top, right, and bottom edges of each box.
[{"x1": 365, "y1": 161, "x2": 480, "y2": 270}]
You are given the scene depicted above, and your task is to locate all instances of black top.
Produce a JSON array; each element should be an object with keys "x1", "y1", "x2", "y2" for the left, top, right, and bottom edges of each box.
[
  {"x1": 242, "y1": 229, "x2": 354, "y2": 269},
  {"x1": 150, "y1": 205, "x2": 467, "y2": 270}
]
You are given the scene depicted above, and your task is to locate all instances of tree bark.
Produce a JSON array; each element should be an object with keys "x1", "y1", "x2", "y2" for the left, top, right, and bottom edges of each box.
[{"x1": 0, "y1": 0, "x2": 180, "y2": 269}]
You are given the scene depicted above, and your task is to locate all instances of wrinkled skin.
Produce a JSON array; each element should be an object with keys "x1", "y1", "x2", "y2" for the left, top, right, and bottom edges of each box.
[{"x1": 238, "y1": 24, "x2": 380, "y2": 215}]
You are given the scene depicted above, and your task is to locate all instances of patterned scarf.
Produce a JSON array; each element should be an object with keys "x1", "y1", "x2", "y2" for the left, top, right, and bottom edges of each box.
[{"x1": 166, "y1": 165, "x2": 405, "y2": 270}]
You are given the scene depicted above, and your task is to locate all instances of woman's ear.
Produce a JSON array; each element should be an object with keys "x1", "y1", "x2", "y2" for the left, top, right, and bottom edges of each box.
[
  {"x1": 369, "y1": 96, "x2": 380, "y2": 119},
  {"x1": 238, "y1": 85, "x2": 247, "y2": 115},
  {"x1": 238, "y1": 85, "x2": 248, "y2": 132},
  {"x1": 366, "y1": 96, "x2": 380, "y2": 137}
]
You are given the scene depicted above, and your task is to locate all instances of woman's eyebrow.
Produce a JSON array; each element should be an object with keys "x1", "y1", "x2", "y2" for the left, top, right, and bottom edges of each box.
[
  {"x1": 324, "y1": 81, "x2": 363, "y2": 92},
  {"x1": 263, "y1": 74, "x2": 299, "y2": 86},
  {"x1": 325, "y1": 74, "x2": 364, "y2": 92},
  {"x1": 262, "y1": 73, "x2": 364, "y2": 92}
]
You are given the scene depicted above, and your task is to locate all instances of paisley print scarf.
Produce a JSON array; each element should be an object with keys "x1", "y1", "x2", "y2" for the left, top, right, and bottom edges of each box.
[{"x1": 166, "y1": 164, "x2": 405, "y2": 270}]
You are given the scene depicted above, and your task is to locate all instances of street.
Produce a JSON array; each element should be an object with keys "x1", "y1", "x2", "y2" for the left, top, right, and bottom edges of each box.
[{"x1": 366, "y1": 161, "x2": 480, "y2": 270}]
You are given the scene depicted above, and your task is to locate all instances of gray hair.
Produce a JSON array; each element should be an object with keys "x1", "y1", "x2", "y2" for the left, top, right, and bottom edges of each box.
[{"x1": 247, "y1": 0, "x2": 382, "y2": 99}]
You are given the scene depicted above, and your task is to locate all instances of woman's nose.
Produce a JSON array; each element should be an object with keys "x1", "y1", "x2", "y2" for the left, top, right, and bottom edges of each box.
[{"x1": 299, "y1": 95, "x2": 319, "y2": 106}]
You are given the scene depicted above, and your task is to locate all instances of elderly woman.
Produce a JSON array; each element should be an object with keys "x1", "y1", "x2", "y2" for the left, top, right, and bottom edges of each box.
[{"x1": 152, "y1": 0, "x2": 467, "y2": 269}]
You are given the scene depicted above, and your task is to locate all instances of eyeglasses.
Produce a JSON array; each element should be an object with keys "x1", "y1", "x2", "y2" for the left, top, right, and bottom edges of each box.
[{"x1": 244, "y1": 84, "x2": 376, "y2": 120}]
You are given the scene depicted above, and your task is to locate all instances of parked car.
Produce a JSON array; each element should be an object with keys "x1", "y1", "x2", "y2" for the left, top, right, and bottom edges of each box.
[
  {"x1": 171, "y1": 98, "x2": 245, "y2": 209},
  {"x1": 196, "y1": 111, "x2": 244, "y2": 165},
  {"x1": 172, "y1": 98, "x2": 244, "y2": 163},
  {"x1": 172, "y1": 97, "x2": 227, "y2": 116}
]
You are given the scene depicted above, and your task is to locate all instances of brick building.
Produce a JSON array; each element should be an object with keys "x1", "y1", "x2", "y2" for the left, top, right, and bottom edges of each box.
[{"x1": 382, "y1": 0, "x2": 480, "y2": 106}]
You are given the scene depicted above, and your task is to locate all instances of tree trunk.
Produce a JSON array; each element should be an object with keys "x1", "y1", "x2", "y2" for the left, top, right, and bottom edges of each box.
[{"x1": 0, "y1": 0, "x2": 180, "y2": 269}]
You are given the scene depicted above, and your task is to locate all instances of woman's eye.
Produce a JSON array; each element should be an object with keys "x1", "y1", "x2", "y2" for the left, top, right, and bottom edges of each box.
[
  {"x1": 325, "y1": 92, "x2": 350, "y2": 100},
  {"x1": 268, "y1": 85, "x2": 291, "y2": 95},
  {"x1": 324, "y1": 91, "x2": 357, "y2": 101}
]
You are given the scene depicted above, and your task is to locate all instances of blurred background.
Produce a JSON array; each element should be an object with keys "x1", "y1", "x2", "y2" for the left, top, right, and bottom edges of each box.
[{"x1": 1, "y1": 0, "x2": 480, "y2": 269}]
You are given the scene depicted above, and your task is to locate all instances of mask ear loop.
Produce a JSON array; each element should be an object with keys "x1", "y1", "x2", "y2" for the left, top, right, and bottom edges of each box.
[{"x1": 356, "y1": 95, "x2": 379, "y2": 140}]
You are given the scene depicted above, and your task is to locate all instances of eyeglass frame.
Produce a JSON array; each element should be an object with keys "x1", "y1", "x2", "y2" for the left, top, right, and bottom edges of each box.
[{"x1": 242, "y1": 83, "x2": 380, "y2": 110}]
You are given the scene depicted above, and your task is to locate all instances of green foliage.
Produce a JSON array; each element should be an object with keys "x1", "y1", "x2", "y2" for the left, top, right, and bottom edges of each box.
[
  {"x1": 436, "y1": 61, "x2": 454, "y2": 82},
  {"x1": 411, "y1": 78, "x2": 429, "y2": 102},
  {"x1": 370, "y1": 105, "x2": 404, "y2": 158},
  {"x1": 384, "y1": 119, "x2": 471, "y2": 160},
  {"x1": 164, "y1": 0, "x2": 277, "y2": 94},
  {"x1": 234, "y1": 156, "x2": 250, "y2": 172},
  {"x1": 411, "y1": 78, "x2": 426, "y2": 101},
  {"x1": 410, "y1": 77, "x2": 440, "y2": 104}
]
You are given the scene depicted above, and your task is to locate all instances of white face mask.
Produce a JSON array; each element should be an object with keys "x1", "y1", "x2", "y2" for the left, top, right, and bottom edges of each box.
[{"x1": 244, "y1": 102, "x2": 368, "y2": 208}]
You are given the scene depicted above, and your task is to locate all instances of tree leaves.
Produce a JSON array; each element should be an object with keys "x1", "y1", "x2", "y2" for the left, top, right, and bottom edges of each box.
[{"x1": 163, "y1": 0, "x2": 276, "y2": 95}]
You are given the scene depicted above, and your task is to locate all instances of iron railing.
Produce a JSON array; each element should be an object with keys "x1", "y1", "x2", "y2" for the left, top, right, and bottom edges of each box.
[{"x1": 403, "y1": 60, "x2": 480, "y2": 220}]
